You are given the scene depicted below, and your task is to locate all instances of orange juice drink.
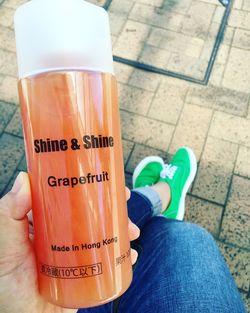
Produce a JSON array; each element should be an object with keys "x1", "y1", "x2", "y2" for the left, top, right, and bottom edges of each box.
[
  {"x1": 15, "y1": 0, "x2": 132, "y2": 308},
  {"x1": 18, "y1": 71, "x2": 132, "y2": 308}
]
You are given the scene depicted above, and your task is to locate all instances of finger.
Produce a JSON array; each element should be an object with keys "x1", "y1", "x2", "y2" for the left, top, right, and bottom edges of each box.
[
  {"x1": 125, "y1": 187, "x2": 131, "y2": 201},
  {"x1": 0, "y1": 172, "x2": 32, "y2": 220},
  {"x1": 128, "y1": 219, "x2": 140, "y2": 241},
  {"x1": 131, "y1": 248, "x2": 138, "y2": 265}
]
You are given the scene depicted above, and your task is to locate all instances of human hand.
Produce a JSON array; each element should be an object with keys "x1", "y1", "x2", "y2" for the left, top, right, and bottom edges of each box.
[{"x1": 0, "y1": 172, "x2": 139, "y2": 313}]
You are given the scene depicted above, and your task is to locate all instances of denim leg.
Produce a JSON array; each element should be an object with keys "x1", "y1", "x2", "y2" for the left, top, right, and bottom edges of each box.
[
  {"x1": 77, "y1": 189, "x2": 159, "y2": 313},
  {"x1": 127, "y1": 187, "x2": 162, "y2": 229},
  {"x1": 77, "y1": 302, "x2": 112, "y2": 313},
  {"x1": 78, "y1": 191, "x2": 246, "y2": 313},
  {"x1": 118, "y1": 217, "x2": 246, "y2": 313}
]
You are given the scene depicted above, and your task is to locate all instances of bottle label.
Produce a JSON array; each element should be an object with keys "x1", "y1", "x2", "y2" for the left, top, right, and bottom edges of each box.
[
  {"x1": 19, "y1": 71, "x2": 132, "y2": 302},
  {"x1": 32, "y1": 135, "x2": 114, "y2": 188}
]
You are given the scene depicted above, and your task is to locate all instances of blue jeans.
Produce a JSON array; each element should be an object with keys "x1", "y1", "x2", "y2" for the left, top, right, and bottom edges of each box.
[{"x1": 78, "y1": 188, "x2": 246, "y2": 313}]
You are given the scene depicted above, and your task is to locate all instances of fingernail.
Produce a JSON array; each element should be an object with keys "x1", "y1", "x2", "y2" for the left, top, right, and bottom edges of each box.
[{"x1": 11, "y1": 172, "x2": 23, "y2": 194}]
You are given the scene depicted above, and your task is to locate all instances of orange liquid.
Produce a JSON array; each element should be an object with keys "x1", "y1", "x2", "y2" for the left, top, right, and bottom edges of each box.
[{"x1": 18, "y1": 71, "x2": 132, "y2": 308}]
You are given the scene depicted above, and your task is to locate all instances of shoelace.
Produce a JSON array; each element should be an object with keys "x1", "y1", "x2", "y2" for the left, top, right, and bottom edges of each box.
[{"x1": 160, "y1": 164, "x2": 178, "y2": 180}]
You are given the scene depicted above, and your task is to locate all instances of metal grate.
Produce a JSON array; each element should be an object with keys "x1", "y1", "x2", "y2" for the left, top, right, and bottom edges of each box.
[{"x1": 103, "y1": 0, "x2": 232, "y2": 85}]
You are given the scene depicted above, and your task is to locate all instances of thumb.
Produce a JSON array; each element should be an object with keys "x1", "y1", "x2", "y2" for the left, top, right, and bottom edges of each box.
[
  {"x1": 0, "y1": 172, "x2": 32, "y2": 276},
  {"x1": 0, "y1": 172, "x2": 31, "y2": 220}
]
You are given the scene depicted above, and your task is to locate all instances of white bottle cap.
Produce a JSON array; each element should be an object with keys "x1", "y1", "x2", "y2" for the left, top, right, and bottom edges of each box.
[{"x1": 14, "y1": 0, "x2": 114, "y2": 78}]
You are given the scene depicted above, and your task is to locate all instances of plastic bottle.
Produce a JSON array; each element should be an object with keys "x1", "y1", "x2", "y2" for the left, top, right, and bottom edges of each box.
[{"x1": 14, "y1": 0, "x2": 132, "y2": 308}]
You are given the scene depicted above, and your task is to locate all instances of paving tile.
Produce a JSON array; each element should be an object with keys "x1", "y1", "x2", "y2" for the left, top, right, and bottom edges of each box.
[
  {"x1": 233, "y1": 0, "x2": 243, "y2": 9},
  {"x1": 0, "y1": 26, "x2": 15, "y2": 52},
  {"x1": 0, "y1": 49, "x2": 17, "y2": 77},
  {"x1": 199, "y1": 0, "x2": 218, "y2": 4},
  {"x1": 118, "y1": 83, "x2": 154, "y2": 114},
  {"x1": 17, "y1": 154, "x2": 27, "y2": 172},
  {"x1": 120, "y1": 110, "x2": 174, "y2": 151},
  {"x1": 240, "y1": 293, "x2": 250, "y2": 313},
  {"x1": 158, "y1": 12, "x2": 185, "y2": 32},
  {"x1": 3, "y1": 0, "x2": 27, "y2": 9},
  {"x1": 200, "y1": 40, "x2": 215, "y2": 65},
  {"x1": 154, "y1": 29, "x2": 204, "y2": 58},
  {"x1": 109, "y1": 0, "x2": 134, "y2": 15},
  {"x1": 167, "y1": 53, "x2": 207, "y2": 79},
  {"x1": 111, "y1": 35, "x2": 117, "y2": 47},
  {"x1": 139, "y1": 45, "x2": 171, "y2": 69},
  {"x1": 137, "y1": 0, "x2": 163, "y2": 6},
  {"x1": 0, "y1": 133, "x2": 24, "y2": 196},
  {"x1": 218, "y1": 241, "x2": 250, "y2": 292},
  {"x1": 169, "y1": 103, "x2": 213, "y2": 160},
  {"x1": 0, "y1": 51, "x2": 8, "y2": 69},
  {"x1": 233, "y1": 28, "x2": 250, "y2": 50},
  {"x1": 215, "y1": 44, "x2": 231, "y2": 65},
  {"x1": 114, "y1": 62, "x2": 134, "y2": 84},
  {"x1": 180, "y1": 1, "x2": 216, "y2": 40},
  {"x1": 228, "y1": 9, "x2": 250, "y2": 29},
  {"x1": 199, "y1": 24, "x2": 233, "y2": 59},
  {"x1": 193, "y1": 137, "x2": 238, "y2": 204},
  {"x1": 186, "y1": 85, "x2": 249, "y2": 117},
  {"x1": 128, "y1": 69, "x2": 161, "y2": 92},
  {"x1": 125, "y1": 172, "x2": 133, "y2": 190},
  {"x1": 0, "y1": 101, "x2": 15, "y2": 134},
  {"x1": 148, "y1": 79, "x2": 188, "y2": 124},
  {"x1": 206, "y1": 22, "x2": 220, "y2": 42},
  {"x1": 2, "y1": 169, "x2": 20, "y2": 195},
  {"x1": 209, "y1": 111, "x2": 250, "y2": 147},
  {"x1": 129, "y1": 3, "x2": 184, "y2": 32},
  {"x1": 209, "y1": 63, "x2": 225, "y2": 87},
  {"x1": 0, "y1": 6, "x2": 14, "y2": 28},
  {"x1": 126, "y1": 143, "x2": 169, "y2": 173},
  {"x1": 185, "y1": 195, "x2": 223, "y2": 236},
  {"x1": 223, "y1": 26, "x2": 235, "y2": 46},
  {"x1": 243, "y1": 0, "x2": 250, "y2": 11},
  {"x1": 213, "y1": 5, "x2": 224, "y2": 23},
  {"x1": 204, "y1": 21, "x2": 234, "y2": 46},
  {"x1": 160, "y1": 74, "x2": 190, "y2": 89},
  {"x1": 220, "y1": 175, "x2": 250, "y2": 249},
  {"x1": 183, "y1": 37, "x2": 205, "y2": 59},
  {"x1": 113, "y1": 20, "x2": 150, "y2": 60},
  {"x1": 122, "y1": 139, "x2": 134, "y2": 166},
  {"x1": 0, "y1": 75, "x2": 19, "y2": 104},
  {"x1": 5, "y1": 107, "x2": 23, "y2": 137},
  {"x1": 137, "y1": 0, "x2": 193, "y2": 12},
  {"x1": 91, "y1": 0, "x2": 107, "y2": 5},
  {"x1": 223, "y1": 47, "x2": 250, "y2": 93},
  {"x1": 147, "y1": 27, "x2": 205, "y2": 57},
  {"x1": 171, "y1": 36, "x2": 204, "y2": 59},
  {"x1": 235, "y1": 146, "x2": 250, "y2": 178},
  {"x1": 109, "y1": 12, "x2": 127, "y2": 37},
  {"x1": 157, "y1": 0, "x2": 193, "y2": 13},
  {"x1": 147, "y1": 27, "x2": 167, "y2": 47},
  {"x1": 147, "y1": 28, "x2": 204, "y2": 58}
]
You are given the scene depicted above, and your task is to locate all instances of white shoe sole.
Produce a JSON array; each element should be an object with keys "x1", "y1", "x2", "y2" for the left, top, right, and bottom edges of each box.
[
  {"x1": 176, "y1": 147, "x2": 197, "y2": 221},
  {"x1": 132, "y1": 156, "x2": 164, "y2": 188}
]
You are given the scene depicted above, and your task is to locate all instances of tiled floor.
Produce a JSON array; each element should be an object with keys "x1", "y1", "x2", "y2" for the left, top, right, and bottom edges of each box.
[
  {"x1": 0, "y1": 0, "x2": 249, "y2": 311},
  {"x1": 112, "y1": 0, "x2": 221, "y2": 79}
]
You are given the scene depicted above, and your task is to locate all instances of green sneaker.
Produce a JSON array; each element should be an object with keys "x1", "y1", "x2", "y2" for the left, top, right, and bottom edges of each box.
[
  {"x1": 132, "y1": 156, "x2": 164, "y2": 188},
  {"x1": 160, "y1": 147, "x2": 197, "y2": 220}
]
